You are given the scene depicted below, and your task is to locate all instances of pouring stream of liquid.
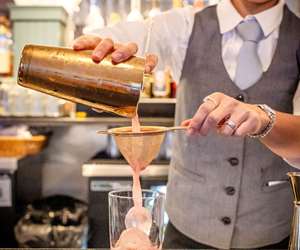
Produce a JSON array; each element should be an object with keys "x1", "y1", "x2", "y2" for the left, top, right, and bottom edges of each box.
[{"x1": 124, "y1": 113, "x2": 152, "y2": 233}]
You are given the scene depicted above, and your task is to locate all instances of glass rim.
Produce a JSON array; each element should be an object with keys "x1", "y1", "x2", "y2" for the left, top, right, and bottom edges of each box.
[
  {"x1": 108, "y1": 189, "x2": 165, "y2": 200},
  {"x1": 288, "y1": 172, "x2": 300, "y2": 177}
]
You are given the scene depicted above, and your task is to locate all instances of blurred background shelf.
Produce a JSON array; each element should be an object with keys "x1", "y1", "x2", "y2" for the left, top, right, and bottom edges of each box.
[
  {"x1": 0, "y1": 116, "x2": 175, "y2": 126},
  {"x1": 139, "y1": 98, "x2": 176, "y2": 104}
]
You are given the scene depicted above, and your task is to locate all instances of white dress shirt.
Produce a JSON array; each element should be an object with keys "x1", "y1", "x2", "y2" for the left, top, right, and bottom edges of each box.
[
  {"x1": 91, "y1": 0, "x2": 300, "y2": 167},
  {"x1": 92, "y1": 0, "x2": 284, "y2": 81},
  {"x1": 93, "y1": 0, "x2": 299, "y2": 111},
  {"x1": 218, "y1": 0, "x2": 284, "y2": 87}
]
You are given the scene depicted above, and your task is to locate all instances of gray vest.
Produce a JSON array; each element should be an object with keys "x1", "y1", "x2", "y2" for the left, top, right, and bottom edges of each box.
[{"x1": 166, "y1": 6, "x2": 300, "y2": 249}]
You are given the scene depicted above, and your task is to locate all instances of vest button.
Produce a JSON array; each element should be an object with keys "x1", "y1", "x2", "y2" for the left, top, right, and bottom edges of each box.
[
  {"x1": 228, "y1": 157, "x2": 239, "y2": 166},
  {"x1": 221, "y1": 216, "x2": 231, "y2": 225},
  {"x1": 225, "y1": 186, "x2": 236, "y2": 196},
  {"x1": 235, "y1": 94, "x2": 245, "y2": 102}
]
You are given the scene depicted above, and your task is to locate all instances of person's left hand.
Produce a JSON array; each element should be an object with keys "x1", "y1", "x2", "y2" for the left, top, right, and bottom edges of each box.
[{"x1": 182, "y1": 92, "x2": 270, "y2": 137}]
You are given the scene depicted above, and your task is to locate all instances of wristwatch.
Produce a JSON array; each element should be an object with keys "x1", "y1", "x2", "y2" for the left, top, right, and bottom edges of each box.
[{"x1": 249, "y1": 104, "x2": 276, "y2": 138}]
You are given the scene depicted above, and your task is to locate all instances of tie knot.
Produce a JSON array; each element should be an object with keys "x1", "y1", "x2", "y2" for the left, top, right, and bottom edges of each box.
[{"x1": 236, "y1": 19, "x2": 264, "y2": 43}]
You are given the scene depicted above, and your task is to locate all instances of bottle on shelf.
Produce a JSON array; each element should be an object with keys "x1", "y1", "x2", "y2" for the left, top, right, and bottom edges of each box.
[
  {"x1": 141, "y1": 73, "x2": 154, "y2": 98},
  {"x1": 127, "y1": 0, "x2": 143, "y2": 22},
  {"x1": 106, "y1": 0, "x2": 122, "y2": 26},
  {"x1": 0, "y1": 15, "x2": 13, "y2": 77},
  {"x1": 148, "y1": 0, "x2": 161, "y2": 18},
  {"x1": 27, "y1": 90, "x2": 46, "y2": 117},
  {"x1": 0, "y1": 80, "x2": 9, "y2": 116},
  {"x1": 152, "y1": 67, "x2": 172, "y2": 98},
  {"x1": 169, "y1": 72, "x2": 177, "y2": 98},
  {"x1": 83, "y1": 0, "x2": 105, "y2": 34},
  {"x1": 172, "y1": 0, "x2": 183, "y2": 8},
  {"x1": 118, "y1": 0, "x2": 129, "y2": 20},
  {"x1": 45, "y1": 96, "x2": 63, "y2": 117}
]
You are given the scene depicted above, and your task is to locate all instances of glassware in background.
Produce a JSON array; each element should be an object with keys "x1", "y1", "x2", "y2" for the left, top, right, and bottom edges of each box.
[
  {"x1": 118, "y1": 0, "x2": 129, "y2": 20},
  {"x1": 141, "y1": 73, "x2": 154, "y2": 98},
  {"x1": 0, "y1": 80, "x2": 9, "y2": 116},
  {"x1": 45, "y1": 96, "x2": 62, "y2": 117},
  {"x1": 83, "y1": 0, "x2": 105, "y2": 34},
  {"x1": 27, "y1": 90, "x2": 46, "y2": 117},
  {"x1": 152, "y1": 68, "x2": 171, "y2": 98},
  {"x1": 3, "y1": 81, "x2": 68, "y2": 117},
  {"x1": 109, "y1": 190, "x2": 165, "y2": 250},
  {"x1": 0, "y1": 15, "x2": 13, "y2": 77},
  {"x1": 106, "y1": 0, "x2": 122, "y2": 26},
  {"x1": 127, "y1": 0, "x2": 143, "y2": 22},
  {"x1": 8, "y1": 85, "x2": 30, "y2": 116},
  {"x1": 148, "y1": 0, "x2": 161, "y2": 18}
]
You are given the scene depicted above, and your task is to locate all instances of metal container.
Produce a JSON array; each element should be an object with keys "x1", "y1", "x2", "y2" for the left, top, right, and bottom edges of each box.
[
  {"x1": 18, "y1": 44, "x2": 146, "y2": 117},
  {"x1": 288, "y1": 172, "x2": 300, "y2": 250}
]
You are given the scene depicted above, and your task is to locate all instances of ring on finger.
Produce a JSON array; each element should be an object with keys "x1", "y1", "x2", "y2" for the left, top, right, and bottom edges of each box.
[
  {"x1": 224, "y1": 120, "x2": 237, "y2": 131},
  {"x1": 203, "y1": 96, "x2": 218, "y2": 107}
]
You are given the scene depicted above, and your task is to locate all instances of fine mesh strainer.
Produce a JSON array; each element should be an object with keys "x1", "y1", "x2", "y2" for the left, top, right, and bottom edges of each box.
[
  {"x1": 98, "y1": 126, "x2": 176, "y2": 169},
  {"x1": 98, "y1": 126, "x2": 187, "y2": 169}
]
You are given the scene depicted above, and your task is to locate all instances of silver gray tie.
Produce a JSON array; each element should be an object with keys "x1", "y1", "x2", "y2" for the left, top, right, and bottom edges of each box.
[{"x1": 234, "y1": 19, "x2": 264, "y2": 90}]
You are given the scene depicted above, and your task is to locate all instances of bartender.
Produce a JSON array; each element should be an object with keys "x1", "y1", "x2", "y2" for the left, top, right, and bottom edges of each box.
[{"x1": 73, "y1": 0, "x2": 300, "y2": 248}]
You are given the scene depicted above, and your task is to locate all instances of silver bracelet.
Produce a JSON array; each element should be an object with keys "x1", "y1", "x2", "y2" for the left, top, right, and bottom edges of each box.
[{"x1": 248, "y1": 104, "x2": 276, "y2": 138}]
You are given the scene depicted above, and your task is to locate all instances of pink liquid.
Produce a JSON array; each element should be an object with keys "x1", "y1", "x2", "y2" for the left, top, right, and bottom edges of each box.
[
  {"x1": 131, "y1": 113, "x2": 141, "y2": 133},
  {"x1": 112, "y1": 114, "x2": 158, "y2": 250},
  {"x1": 112, "y1": 228, "x2": 158, "y2": 250},
  {"x1": 131, "y1": 113, "x2": 142, "y2": 208}
]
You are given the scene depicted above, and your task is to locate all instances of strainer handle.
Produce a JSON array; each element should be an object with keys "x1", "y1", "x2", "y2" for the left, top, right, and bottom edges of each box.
[
  {"x1": 166, "y1": 126, "x2": 188, "y2": 132},
  {"x1": 97, "y1": 130, "x2": 112, "y2": 135}
]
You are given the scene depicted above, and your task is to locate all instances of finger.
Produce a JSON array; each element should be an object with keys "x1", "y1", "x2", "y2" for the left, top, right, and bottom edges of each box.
[
  {"x1": 181, "y1": 119, "x2": 192, "y2": 127},
  {"x1": 197, "y1": 92, "x2": 241, "y2": 135},
  {"x1": 188, "y1": 101, "x2": 217, "y2": 135},
  {"x1": 206, "y1": 92, "x2": 224, "y2": 105},
  {"x1": 234, "y1": 117, "x2": 258, "y2": 137},
  {"x1": 73, "y1": 35, "x2": 102, "y2": 50},
  {"x1": 200, "y1": 106, "x2": 232, "y2": 136},
  {"x1": 92, "y1": 38, "x2": 114, "y2": 62},
  {"x1": 145, "y1": 54, "x2": 158, "y2": 73},
  {"x1": 112, "y1": 42, "x2": 138, "y2": 63},
  {"x1": 220, "y1": 111, "x2": 250, "y2": 136}
]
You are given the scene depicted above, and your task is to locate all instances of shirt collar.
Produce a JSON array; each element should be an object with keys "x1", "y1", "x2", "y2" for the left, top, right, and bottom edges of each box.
[{"x1": 217, "y1": 0, "x2": 285, "y2": 37}]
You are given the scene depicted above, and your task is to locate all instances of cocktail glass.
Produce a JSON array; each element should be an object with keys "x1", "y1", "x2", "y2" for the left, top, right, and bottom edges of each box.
[{"x1": 109, "y1": 189, "x2": 165, "y2": 250}]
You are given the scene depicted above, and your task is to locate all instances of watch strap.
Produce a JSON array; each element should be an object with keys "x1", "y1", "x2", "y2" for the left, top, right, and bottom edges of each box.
[{"x1": 248, "y1": 104, "x2": 276, "y2": 138}]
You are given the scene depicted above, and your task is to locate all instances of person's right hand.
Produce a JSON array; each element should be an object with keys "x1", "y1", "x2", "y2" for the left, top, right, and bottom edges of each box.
[{"x1": 73, "y1": 35, "x2": 158, "y2": 74}]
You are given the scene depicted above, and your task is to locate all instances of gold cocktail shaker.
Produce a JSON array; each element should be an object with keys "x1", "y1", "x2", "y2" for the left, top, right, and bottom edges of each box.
[{"x1": 18, "y1": 44, "x2": 146, "y2": 117}]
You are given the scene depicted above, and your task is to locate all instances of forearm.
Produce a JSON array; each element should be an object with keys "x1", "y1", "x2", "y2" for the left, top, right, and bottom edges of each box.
[{"x1": 261, "y1": 112, "x2": 300, "y2": 164}]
